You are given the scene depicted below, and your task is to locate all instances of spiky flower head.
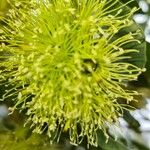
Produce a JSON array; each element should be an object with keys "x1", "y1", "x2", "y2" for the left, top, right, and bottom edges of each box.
[{"x1": 0, "y1": 0, "x2": 146, "y2": 146}]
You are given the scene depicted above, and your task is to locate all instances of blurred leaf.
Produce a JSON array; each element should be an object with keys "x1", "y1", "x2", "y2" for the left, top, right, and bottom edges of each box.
[
  {"x1": 116, "y1": 21, "x2": 146, "y2": 68},
  {"x1": 123, "y1": 110, "x2": 140, "y2": 132},
  {"x1": 132, "y1": 140, "x2": 150, "y2": 150},
  {"x1": 122, "y1": 23, "x2": 146, "y2": 68},
  {"x1": 120, "y1": 0, "x2": 143, "y2": 14},
  {"x1": 145, "y1": 42, "x2": 150, "y2": 75},
  {"x1": 0, "y1": 0, "x2": 8, "y2": 11},
  {"x1": 0, "y1": 0, "x2": 9, "y2": 17},
  {"x1": 130, "y1": 42, "x2": 150, "y2": 88},
  {"x1": 120, "y1": 0, "x2": 139, "y2": 9},
  {"x1": 96, "y1": 131, "x2": 129, "y2": 150},
  {"x1": 110, "y1": 1, "x2": 146, "y2": 68},
  {"x1": 0, "y1": 130, "x2": 63, "y2": 150}
]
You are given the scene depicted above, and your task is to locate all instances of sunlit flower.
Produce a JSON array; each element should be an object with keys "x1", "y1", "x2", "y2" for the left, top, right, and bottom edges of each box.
[{"x1": 0, "y1": 0, "x2": 145, "y2": 146}]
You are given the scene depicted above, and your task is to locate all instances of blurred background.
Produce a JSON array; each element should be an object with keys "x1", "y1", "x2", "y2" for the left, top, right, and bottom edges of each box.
[{"x1": 0, "y1": 0, "x2": 150, "y2": 150}]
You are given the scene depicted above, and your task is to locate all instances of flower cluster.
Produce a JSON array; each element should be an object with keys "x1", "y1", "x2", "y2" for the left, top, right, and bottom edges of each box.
[{"x1": 0, "y1": 0, "x2": 145, "y2": 146}]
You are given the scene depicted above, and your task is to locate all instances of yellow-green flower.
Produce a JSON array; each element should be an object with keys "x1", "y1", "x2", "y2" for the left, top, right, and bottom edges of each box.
[{"x1": 0, "y1": 0, "x2": 146, "y2": 146}]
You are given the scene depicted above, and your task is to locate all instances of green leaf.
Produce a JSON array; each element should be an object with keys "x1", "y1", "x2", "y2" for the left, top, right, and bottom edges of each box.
[
  {"x1": 97, "y1": 131, "x2": 129, "y2": 150},
  {"x1": 145, "y1": 42, "x2": 150, "y2": 74},
  {"x1": 116, "y1": 1, "x2": 146, "y2": 68},
  {"x1": 120, "y1": 23, "x2": 146, "y2": 68},
  {"x1": 0, "y1": 0, "x2": 9, "y2": 17},
  {"x1": 0, "y1": 131, "x2": 63, "y2": 150},
  {"x1": 123, "y1": 110, "x2": 140, "y2": 132},
  {"x1": 120, "y1": 0, "x2": 139, "y2": 9}
]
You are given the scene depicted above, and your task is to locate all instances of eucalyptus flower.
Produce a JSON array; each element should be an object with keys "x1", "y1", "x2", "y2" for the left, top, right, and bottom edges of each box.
[{"x1": 0, "y1": 0, "x2": 146, "y2": 147}]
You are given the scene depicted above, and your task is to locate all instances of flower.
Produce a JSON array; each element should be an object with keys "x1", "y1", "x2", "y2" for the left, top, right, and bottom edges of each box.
[{"x1": 0, "y1": 0, "x2": 146, "y2": 146}]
